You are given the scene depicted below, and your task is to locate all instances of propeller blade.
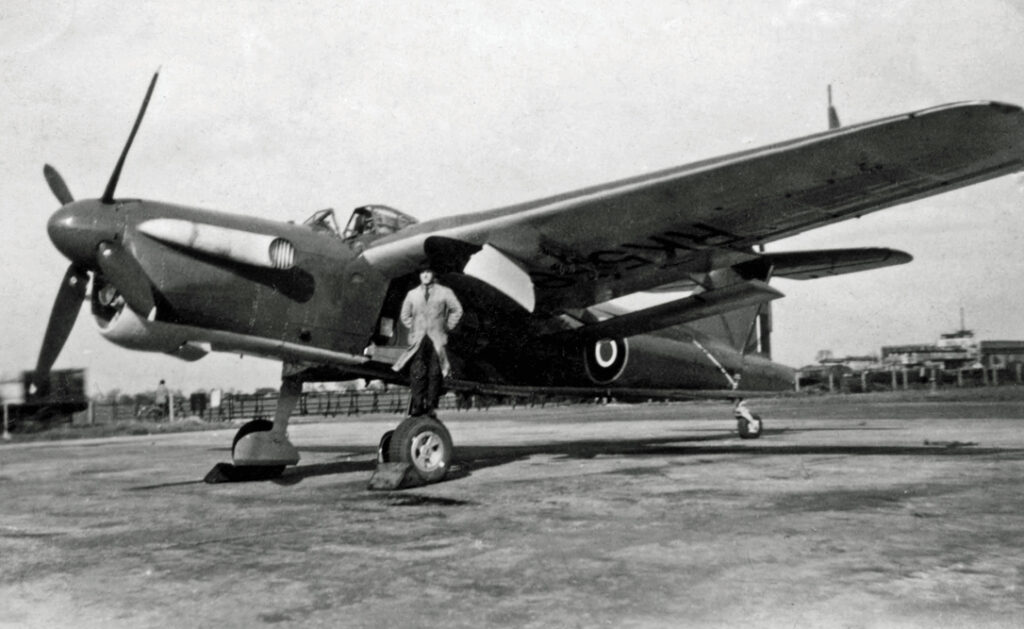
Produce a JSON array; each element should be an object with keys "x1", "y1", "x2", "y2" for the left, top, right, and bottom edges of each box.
[
  {"x1": 96, "y1": 242, "x2": 156, "y2": 320},
  {"x1": 827, "y1": 84, "x2": 841, "y2": 130},
  {"x1": 43, "y1": 164, "x2": 74, "y2": 205},
  {"x1": 101, "y1": 71, "x2": 160, "y2": 204},
  {"x1": 34, "y1": 265, "x2": 88, "y2": 391}
]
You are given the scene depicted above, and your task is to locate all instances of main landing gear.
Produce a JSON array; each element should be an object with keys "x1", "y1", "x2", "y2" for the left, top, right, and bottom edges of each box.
[
  {"x1": 734, "y1": 400, "x2": 763, "y2": 439},
  {"x1": 229, "y1": 377, "x2": 302, "y2": 478},
  {"x1": 214, "y1": 373, "x2": 457, "y2": 487},
  {"x1": 376, "y1": 415, "x2": 454, "y2": 485}
]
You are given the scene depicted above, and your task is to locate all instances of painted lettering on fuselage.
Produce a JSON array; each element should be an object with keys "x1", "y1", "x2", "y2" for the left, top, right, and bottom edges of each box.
[{"x1": 531, "y1": 226, "x2": 739, "y2": 288}]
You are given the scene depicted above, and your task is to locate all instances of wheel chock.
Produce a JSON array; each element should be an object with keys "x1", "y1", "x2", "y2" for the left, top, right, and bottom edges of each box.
[
  {"x1": 367, "y1": 462, "x2": 424, "y2": 491},
  {"x1": 203, "y1": 462, "x2": 286, "y2": 483}
]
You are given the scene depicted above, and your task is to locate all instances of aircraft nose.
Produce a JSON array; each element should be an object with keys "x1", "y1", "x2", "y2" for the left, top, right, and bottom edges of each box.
[{"x1": 47, "y1": 201, "x2": 121, "y2": 266}]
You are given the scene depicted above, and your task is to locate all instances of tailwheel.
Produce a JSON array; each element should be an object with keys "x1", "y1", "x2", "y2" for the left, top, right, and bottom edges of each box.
[
  {"x1": 387, "y1": 416, "x2": 453, "y2": 484},
  {"x1": 734, "y1": 402, "x2": 763, "y2": 440}
]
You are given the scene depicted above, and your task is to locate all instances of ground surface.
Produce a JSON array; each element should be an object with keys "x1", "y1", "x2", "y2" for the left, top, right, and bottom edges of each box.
[{"x1": 2, "y1": 396, "x2": 1024, "y2": 628}]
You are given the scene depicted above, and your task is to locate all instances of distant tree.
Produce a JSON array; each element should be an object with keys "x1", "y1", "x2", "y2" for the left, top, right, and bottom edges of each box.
[{"x1": 815, "y1": 349, "x2": 834, "y2": 363}]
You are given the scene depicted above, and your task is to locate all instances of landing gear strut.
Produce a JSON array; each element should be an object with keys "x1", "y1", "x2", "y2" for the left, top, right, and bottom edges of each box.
[
  {"x1": 231, "y1": 376, "x2": 302, "y2": 473},
  {"x1": 734, "y1": 400, "x2": 763, "y2": 439}
]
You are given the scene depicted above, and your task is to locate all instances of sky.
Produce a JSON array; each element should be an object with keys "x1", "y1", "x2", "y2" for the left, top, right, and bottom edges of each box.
[{"x1": 2, "y1": 0, "x2": 1023, "y2": 396}]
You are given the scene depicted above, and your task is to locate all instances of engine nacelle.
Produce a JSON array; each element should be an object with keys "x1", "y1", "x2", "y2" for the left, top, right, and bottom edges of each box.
[{"x1": 94, "y1": 301, "x2": 209, "y2": 362}]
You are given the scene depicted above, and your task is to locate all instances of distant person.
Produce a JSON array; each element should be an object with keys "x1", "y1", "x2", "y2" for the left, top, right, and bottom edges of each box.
[
  {"x1": 392, "y1": 264, "x2": 463, "y2": 417},
  {"x1": 155, "y1": 380, "x2": 170, "y2": 418}
]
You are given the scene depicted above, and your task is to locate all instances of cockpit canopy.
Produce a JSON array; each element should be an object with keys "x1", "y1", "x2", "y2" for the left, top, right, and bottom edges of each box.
[{"x1": 303, "y1": 205, "x2": 418, "y2": 240}]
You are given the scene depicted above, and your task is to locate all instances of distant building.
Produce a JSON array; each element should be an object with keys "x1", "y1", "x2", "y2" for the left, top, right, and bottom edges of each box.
[
  {"x1": 819, "y1": 355, "x2": 879, "y2": 371},
  {"x1": 882, "y1": 327, "x2": 980, "y2": 369},
  {"x1": 979, "y1": 340, "x2": 1024, "y2": 369}
]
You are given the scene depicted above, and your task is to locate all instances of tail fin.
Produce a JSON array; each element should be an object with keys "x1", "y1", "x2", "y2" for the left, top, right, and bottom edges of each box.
[{"x1": 686, "y1": 262, "x2": 773, "y2": 357}]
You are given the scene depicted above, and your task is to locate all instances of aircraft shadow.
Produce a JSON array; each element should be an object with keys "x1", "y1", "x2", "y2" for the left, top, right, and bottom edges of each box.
[
  {"x1": 136, "y1": 428, "x2": 1018, "y2": 489},
  {"x1": 445, "y1": 435, "x2": 1020, "y2": 481}
]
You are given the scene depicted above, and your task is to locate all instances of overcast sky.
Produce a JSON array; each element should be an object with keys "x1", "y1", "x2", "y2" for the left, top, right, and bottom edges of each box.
[{"x1": 2, "y1": 0, "x2": 1023, "y2": 395}]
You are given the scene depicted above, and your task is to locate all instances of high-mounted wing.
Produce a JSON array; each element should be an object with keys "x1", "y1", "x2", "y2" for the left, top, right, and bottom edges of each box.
[{"x1": 364, "y1": 102, "x2": 1024, "y2": 312}]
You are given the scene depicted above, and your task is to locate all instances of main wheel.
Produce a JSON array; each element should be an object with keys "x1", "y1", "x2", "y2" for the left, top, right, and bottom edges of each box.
[
  {"x1": 387, "y1": 416, "x2": 453, "y2": 483},
  {"x1": 377, "y1": 430, "x2": 394, "y2": 463},
  {"x1": 231, "y1": 419, "x2": 285, "y2": 477},
  {"x1": 737, "y1": 413, "x2": 763, "y2": 439}
]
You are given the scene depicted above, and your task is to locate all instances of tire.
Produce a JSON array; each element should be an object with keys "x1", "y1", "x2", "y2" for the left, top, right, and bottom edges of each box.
[
  {"x1": 387, "y1": 416, "x2": 453, "y2": 483},
  {"x1": 377, "y1": 430, "x2": 394, "y2": 464},
  {"x1": 737, "y1": 413, "x2": 763, "y2": 439}
]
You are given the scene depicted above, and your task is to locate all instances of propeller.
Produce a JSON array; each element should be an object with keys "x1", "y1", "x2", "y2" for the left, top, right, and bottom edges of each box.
[
  {"x1": 827, "y1": 84, "x2": 841, "y2": 130},
  {"x1": 102, "y1": 71, "x2": 159, "y2": 204},
  {"x1": 96, "y1": 242, "x2": 156, "y2": 320},
  {"x1": 33, "y1": 71, "x2": 161, "y2": 393},
  {"x1": 32, "y1": 266, "x2": 88, "y2": 394},
  {"x1": 44, "y1": 164, "x2": 74, "y2": 205}
]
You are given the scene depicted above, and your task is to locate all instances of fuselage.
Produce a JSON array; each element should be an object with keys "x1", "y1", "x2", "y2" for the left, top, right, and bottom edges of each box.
[{"x1": 47, "y1": 197, "x2": 794, "y2": 393}]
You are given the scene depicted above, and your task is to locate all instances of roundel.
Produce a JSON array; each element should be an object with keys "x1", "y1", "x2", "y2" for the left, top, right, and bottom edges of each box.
[{"x1": 584, "y1": 337, "x2": 629, "y2": 384}]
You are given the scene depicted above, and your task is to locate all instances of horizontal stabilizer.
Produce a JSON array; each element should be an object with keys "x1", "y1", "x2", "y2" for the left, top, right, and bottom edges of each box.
[
  {"x1": 560, "y1": 280, "x2": 783, "y2": 340},
  {"x1": 649, "y1": 247, "x2": 912, "y2": 292},
  {"x1": 761, "y1": 247, "x2": 912, "y2": 280}
]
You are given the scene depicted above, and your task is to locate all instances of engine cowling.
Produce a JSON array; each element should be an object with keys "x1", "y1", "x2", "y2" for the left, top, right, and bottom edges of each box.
[{"x1": 92, "y1": 281, "x2": 208, "y2": 361}]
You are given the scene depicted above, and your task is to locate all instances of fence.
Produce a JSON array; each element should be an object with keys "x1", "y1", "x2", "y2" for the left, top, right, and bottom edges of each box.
[
  {"x1": 796, "y1": 364, "x2": 1024, "y2": 394},
  {"x1": 81, "y1": 387, "x2": 523, "y2": 425},
  {"x1": 68, "y1": 366, "x2": 1024, "y2": 426}
]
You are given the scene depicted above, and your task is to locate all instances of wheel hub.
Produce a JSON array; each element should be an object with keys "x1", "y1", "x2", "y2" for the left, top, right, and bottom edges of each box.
[{"x1": 410, "y1": 430, "x2": 446, "y2": 472}]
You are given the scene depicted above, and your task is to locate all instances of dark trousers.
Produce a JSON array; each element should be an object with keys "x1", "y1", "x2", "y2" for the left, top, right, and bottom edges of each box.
[{"x1": 409, "y1": 337, "x2": 442, "y2": 416}]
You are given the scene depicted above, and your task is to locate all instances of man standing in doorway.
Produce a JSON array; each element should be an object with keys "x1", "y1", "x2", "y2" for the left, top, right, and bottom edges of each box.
[{"x1": 393, "y1": 264, "x2": 463, "y2": 417}]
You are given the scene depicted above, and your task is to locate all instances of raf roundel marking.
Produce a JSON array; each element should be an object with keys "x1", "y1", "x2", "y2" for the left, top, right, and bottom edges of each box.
[
  {"x1": 595, "y1": 340, "x2": 618, "y2": 367},
  {"x1": 584, "y1": 337, "x2": 629, "y2": 384}
]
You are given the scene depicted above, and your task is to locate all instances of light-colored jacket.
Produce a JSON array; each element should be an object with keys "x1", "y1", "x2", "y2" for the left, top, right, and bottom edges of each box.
[{"x1": 392, "y1": 282, "x2": 463, "y2": 376}]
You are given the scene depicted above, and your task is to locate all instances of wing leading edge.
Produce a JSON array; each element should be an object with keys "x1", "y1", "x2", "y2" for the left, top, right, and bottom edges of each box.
[{"x1": 363, "y1": 101, "x2": 1024, "y2": 311}]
